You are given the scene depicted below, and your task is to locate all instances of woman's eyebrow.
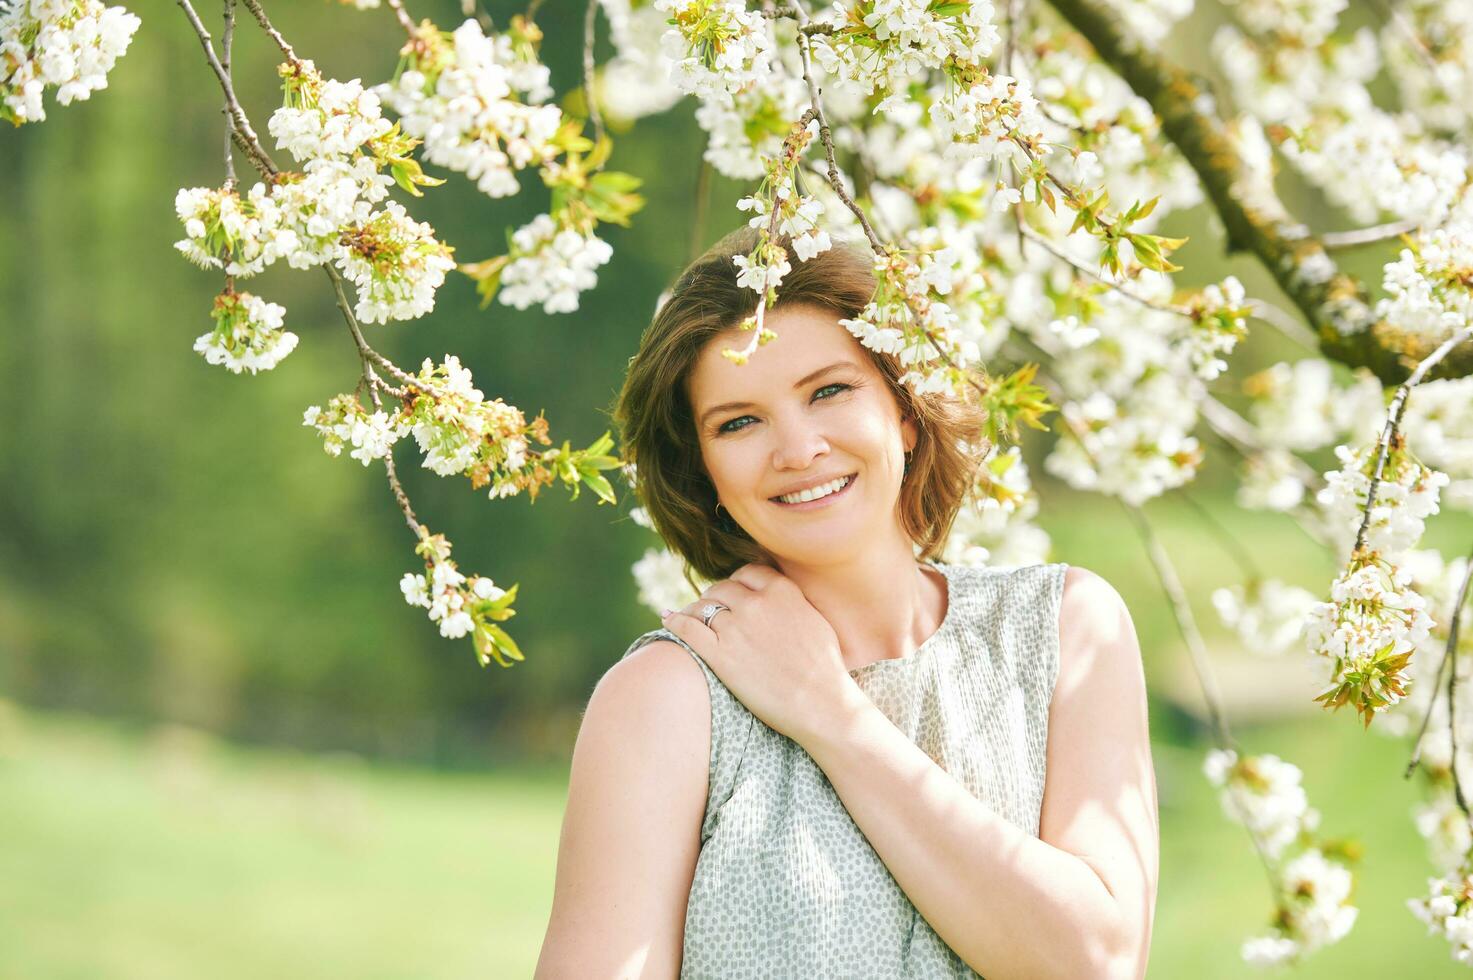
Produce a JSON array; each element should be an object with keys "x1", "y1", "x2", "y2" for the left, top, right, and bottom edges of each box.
[{"x1": 698, "y1": 360, "x2": 860, "y2": 427}]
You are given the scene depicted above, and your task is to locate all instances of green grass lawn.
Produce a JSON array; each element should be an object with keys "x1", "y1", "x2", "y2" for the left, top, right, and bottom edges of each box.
[{"x1": 1, "y1": 701, "x2": 1469, "y2": 978}]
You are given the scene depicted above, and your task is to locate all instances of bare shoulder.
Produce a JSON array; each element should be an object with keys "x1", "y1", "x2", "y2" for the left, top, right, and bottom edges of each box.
[
  {"x1": 582, "y1": 634, "x2": 713, "y2": 808},
  {"x1": 595, "y1": 638, "x2": 712, "y2": 742},
  {"x1": 534, "y1": 637, "x2": 711, "y2": 978},
  {"x1": 1054, "y1": 565, "x2": 1131, "y2": 672}
]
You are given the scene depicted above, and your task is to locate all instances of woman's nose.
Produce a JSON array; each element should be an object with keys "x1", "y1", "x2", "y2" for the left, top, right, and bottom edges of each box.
[{"x1": 770, "y1": 416, "x2": 829, "y2": 470}]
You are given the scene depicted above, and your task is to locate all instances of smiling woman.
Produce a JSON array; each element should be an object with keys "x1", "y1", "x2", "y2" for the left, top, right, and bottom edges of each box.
[
  {"x1": 533, "y1": 226, "x2": 1158, "y2": 979},
  {"x1": 609, "y1": 225, "x2": 990, "y2": 588}
]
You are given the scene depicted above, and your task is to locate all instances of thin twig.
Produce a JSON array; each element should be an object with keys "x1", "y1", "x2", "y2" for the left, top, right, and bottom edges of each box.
[
  {"x1": 221, "y1": 0, "x2": 237, "y2": 189},
  {"x1": 792, "y1": 30, "x2": 884, "y2": 252},
  {"x1": 1003, "y1": 0, "x2": 1021, "y2": 76},
  {"x1": 1017, "y1": 222, "x2": 1187, "y2": 316},
  {"x1": 326, "y1": 265, "x2": 424, "y2": 535},
  {"x1": 1246, "y1": 298, "x2": 1320, "y2": 352},
  {"x1": 1366, "y1": 0, "x2": 1446, "y2": 82},
  {"x1": 1450, "y1": 551, "x2": 1473, "y2": 816},
  {"x1": 583, "y1": 0, "x2": 605, "y2": 146},
  {"x1": 178, "y1": 0, "x2": 279, "y2": 176},
  {"x1": 1407, "y1": 544, "x2": 1473, "y2": 781},
  {"x1": 1123, "y1": 501, "x2": 1232, "y2": 746},
  {"x1": 1351, "y1": 325, "x2": 1473, "y2": 556},
  {"x1": 1320, "y1": 219, "x2": 1421, "y2": 251},
  {"x1": 239, "y1": 0, "x2": 299, "y2": 64},
  {"x1": 384, "y1": 0, "x2": 417, "y2": 37}
]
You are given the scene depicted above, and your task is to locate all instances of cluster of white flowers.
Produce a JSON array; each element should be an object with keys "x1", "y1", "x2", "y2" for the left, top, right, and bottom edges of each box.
[
  {"x1": 940, "y1": 446, "x2": 1052, "y2": 568},
  {"x1": 1204, "y1": 749, "x2": 1318, "y2": 860},
  {"x1": 303, "y1": 355, "x2": 537, "y2": 499},
  {"x1": 375, "y1": 19, "x2": 562, "y2": 200},
  {"x1": 1379, "y1": 218, "x2": 1473, "y2": 350},
  {"x1": 1303, "y1": 551, "x2": 1435, "y2": 724},
  {"x1": 1277, "y1": 105, "x2": 1468, "y2": 226},
  {"x1": 302, "y1": 393, "x2": 410, "y2": 466},
  {"x1": 1044, "y1": 379, "x2": 1202, "y2": 506},
  {"x1": 1241, "y1": 848, "x2": 1358, "y2": 968},
  {"x1": 1095, "y1": 0, "x2": 1194, "y2": 45},
  {"x1": 1379, "y1": 548, "x2": 1473, "y2": 741},
  {"x1": 1242, "y1": 358, "x2": 1382, "y2": 453},
  {"x1": 498, "y1": 214, "x2": 615, "y2": 315},
  {"x1": 270, "y1": 72, "x2": 392, "y2": 162},
  {"x1": 194, "y1": 290, "x2": 297, "y2": 375},
  {"x1": 1414, "y1": 791, "x2": 1473, "y2": 877},
  {"x1": 1179, "y1": 276, "x2": 1250, "y2": 380},
  {"x1": 400, "y1": 528, "x2": 509, "y2": 643},
  {"x1": 656, "y1": 0, "x2": 773, "y2": 103},
  {"x1": 810, "y1": 0, "x2": 1000, "y2": 99},
  {"x1": 1409, "y1": 868, "x2": 1473, "y2": 967},
  {"x1": 174, "y1": 183, "x2": 301, "y2": 277},
  {"x1": 175, "y1": 60, "x2": 456, "y2": 336},
  {"x1": 1212, "y1": 579, "x2": 1320, "y2": 657},
  {"x1": 1204, "y1": 749, "x2": 1357, "y2": 967},
  {"x1": 404, "y1": 356, "x2": 534, "y2": 490},
  {"x1": 0, "y1": 0, "x2": 139, "y2": 125},
  {"x1": 1401, "y1": 378, "x2": 1473, "y2": 512},
  {"x1": 597, "y1": 0, "x2": 684, "y2": 122},
  {"x1": 838, "y1": 247, "x2": 980, "y2": 397},
  {"x1": 335, "y1": 201, "x2": 456, "y2": 324},
  {"x1": 632, "y1": 547, "x2": 703, "y2": 618},
  {"x1": 695, "y1": 73, "x2": 810, "y2": 180},
  {"x1": 1236, "y1": 449, "x2": 1308, "y2": 512},
  {"x1": 1214, "y1": 4, "x2": 1467, "y2": 225},
  {"x1": 1316, "y1": 441, "x2": 1449, "y2": 561},
  {"x1": 1027, "y1": 39, "x2": 1202, "y2": 220},
  {"x1": 1382, "y1": 0, "x2": 1473, "y2": 136},
  {"x1": 928, "y1": 72, "x2": 1049, "y2": 165},
  {"x1": 737, "y1": 186, "x2": 831, "y2": 263}
]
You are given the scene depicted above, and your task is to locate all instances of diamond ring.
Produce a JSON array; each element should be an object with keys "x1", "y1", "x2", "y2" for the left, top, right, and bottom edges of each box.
[{"x1": 700, "y1": 602, "x2": 730, "y2": 627}]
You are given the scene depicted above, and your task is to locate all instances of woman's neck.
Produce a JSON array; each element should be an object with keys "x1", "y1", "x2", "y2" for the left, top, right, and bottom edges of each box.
[{"x1": 773, "y1": 535, "x2": 947, "y2": 672}]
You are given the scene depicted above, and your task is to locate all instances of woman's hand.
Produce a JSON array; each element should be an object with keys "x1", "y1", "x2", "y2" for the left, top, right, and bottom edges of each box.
[{"x1": 661, "y1": 562, "x2": 862, "y2": 745}]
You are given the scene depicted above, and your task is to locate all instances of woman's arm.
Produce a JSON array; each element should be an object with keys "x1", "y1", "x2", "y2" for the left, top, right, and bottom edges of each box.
[
  {"x1": 534, "y1": 640, "x2": 711, "y2": 979},
  {"x1": 794, "y1": 565, "x2": 1159, "y2": 980}
]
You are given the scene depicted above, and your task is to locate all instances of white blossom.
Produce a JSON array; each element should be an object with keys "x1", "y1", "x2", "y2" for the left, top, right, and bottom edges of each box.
[
  {"x1": 499, "y1": 214, "x2": 614, "y2": 314},
  {"x1": 193, "y1": 291, "x2": 298, "y2": 375},
  {"x1": 0, "y1": 0, "x2": 140, "y2": 125}
]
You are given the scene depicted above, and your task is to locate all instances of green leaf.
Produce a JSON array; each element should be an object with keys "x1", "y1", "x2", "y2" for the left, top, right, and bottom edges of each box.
[
  {"x1": 579, "y1": 469, "x2": 618, "y2": 505},
  {"x1": 479, "y1": 622, "x2": 526, "y2": 667}
]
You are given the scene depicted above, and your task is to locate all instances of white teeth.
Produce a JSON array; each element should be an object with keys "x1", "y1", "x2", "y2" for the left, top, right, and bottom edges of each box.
[{"x1": 777, "y1": 475, "x2": 851, "y2": 504}]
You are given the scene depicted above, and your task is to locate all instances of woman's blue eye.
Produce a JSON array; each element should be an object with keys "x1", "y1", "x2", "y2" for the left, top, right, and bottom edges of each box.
[{"x1": 716, "y1": 383, "x2": 851, "y2": 435}]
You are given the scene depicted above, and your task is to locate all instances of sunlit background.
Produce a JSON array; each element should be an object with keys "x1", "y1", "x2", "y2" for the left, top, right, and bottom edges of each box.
[{"x1": 2, "y1": 1, "x2": 1470, "y2": 976}]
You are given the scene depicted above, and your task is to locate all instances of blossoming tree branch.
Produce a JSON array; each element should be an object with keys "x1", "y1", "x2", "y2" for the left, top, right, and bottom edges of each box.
[{"x1": 8, "y1": 0, "x2": 1473, "y2": 966}]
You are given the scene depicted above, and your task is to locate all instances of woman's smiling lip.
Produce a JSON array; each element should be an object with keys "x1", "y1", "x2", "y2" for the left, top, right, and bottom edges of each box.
[{"x1": 769, "y1": 473, "x2": 858, "y2": 510}]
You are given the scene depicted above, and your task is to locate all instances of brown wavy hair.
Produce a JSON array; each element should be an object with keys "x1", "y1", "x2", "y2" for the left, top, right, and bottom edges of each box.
[{"x1": 611, "y1": 224, "x2": 990, "y2": 586}]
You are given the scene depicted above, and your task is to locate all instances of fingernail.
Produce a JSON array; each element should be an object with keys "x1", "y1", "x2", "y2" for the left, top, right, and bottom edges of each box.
[{"x1": 660, "y1": 608, "x2": 673, "y2": 619}]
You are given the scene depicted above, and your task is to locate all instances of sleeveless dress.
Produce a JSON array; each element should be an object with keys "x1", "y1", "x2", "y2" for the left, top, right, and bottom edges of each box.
[{"x1": 617, "y1": 560, "x2": 1070, "y2": 979}]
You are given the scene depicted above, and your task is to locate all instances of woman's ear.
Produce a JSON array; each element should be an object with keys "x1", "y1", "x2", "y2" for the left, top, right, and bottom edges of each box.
[{"x1": 901, "y1": 411, "x2": 919, "y2": 455}]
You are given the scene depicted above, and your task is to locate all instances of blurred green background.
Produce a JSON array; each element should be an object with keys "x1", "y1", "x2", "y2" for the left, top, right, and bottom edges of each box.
[{"x1": 1, "y1": 0, "x2": 1468, "y2": 976}]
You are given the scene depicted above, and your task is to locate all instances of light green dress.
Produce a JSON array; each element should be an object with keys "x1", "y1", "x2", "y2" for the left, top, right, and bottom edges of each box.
[{"x1": 618, "y1": 560, "x2": 1070, "y2": 979}]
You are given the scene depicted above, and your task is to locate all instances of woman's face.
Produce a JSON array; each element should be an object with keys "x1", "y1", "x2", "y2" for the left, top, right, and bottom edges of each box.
[{"x1": 685, "y1": 302, "x2": 918, "y2": 566}]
